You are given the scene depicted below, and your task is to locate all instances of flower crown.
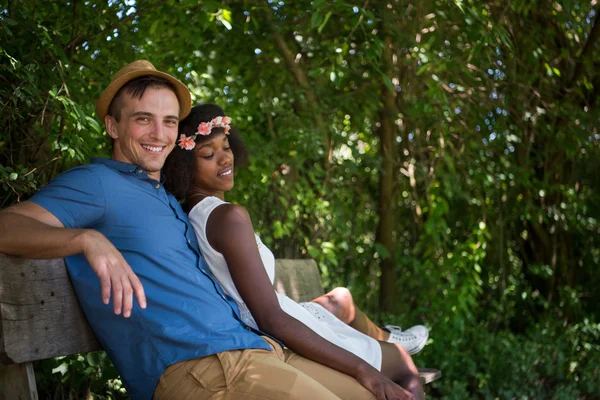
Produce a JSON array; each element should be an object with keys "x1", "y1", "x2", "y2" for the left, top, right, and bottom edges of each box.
[{"x1": 178, "y1": 116, "x2": 232, "y2": 150}]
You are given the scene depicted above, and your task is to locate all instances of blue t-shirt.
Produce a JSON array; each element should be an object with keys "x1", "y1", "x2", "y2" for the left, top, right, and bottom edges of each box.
[{"x1": 30, "y1": 158, "x2": 270, "y2": 400}]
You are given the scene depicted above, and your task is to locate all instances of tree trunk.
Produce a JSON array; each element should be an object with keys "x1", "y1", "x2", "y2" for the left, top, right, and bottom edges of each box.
[
  {"x1": 377, "y1": 34, "x2": 398, "y2": 313},
  {"x1": 271, "y1": 29, "x2": 331, "y2": 167}
]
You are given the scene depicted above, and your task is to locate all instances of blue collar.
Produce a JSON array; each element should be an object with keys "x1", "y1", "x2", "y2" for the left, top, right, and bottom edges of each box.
[{"x1": 91, "y1": 158, "x2": 165, "y2": 183}]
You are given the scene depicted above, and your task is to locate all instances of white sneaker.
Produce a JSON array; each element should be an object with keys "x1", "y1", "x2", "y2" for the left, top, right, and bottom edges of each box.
[
  {"x1": 384, "y1": 324, "x2": 402, "y2": 333},
  {"x1": 385, "y1": 324, "x2": 429, "y2": 339},
  {"x1": 385, "y1": 325, "x2": 429, "y2": 355},
  {"x1": 401, "y1": 325, "x2": 429, "y2": 339}
]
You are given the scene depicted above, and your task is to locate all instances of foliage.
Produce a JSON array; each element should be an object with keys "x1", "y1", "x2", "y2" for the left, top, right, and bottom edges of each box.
[
  {"x1": 36, "y1": 352, "x2": 126, "y2": 400},
  {"x1": 416, "y1": 320, "x2": 600, "y2": 400},
  {"x1": 1, "y1": 0, "x2": 599, "y2": 398}
]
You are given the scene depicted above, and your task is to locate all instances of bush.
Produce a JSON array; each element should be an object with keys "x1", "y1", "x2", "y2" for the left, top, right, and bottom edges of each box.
[
  {"x1": 415, "y1": 319, "x2": 600, "y2": 399},
  {"x1": 35, "y1": 351, "x2": 127, "y2": 400}
]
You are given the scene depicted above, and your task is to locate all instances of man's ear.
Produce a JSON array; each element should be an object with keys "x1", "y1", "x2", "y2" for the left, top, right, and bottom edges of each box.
[{"x1": 105, "y1": 115, "x2": 118, "y2": 140}]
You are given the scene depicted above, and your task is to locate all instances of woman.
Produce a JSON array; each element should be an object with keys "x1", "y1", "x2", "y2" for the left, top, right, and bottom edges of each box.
[{"x1": 163, "y1": 104, "x2": 426, "y2": 399}]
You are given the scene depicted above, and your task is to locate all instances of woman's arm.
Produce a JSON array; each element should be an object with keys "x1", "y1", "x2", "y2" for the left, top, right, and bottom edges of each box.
[{"x1": 206, "y1": 204, "x2": 413, "y2": 400}]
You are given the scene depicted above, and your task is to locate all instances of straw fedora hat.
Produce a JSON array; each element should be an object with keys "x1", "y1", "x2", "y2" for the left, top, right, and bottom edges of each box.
[{"x1": 96, "y1": 60, "x2": 191, "y2": 121}]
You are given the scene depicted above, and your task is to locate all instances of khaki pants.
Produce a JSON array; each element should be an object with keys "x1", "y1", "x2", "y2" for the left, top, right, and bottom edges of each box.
[{"x1": 153, "y1": 337, "x2": 375, "y2": 400}]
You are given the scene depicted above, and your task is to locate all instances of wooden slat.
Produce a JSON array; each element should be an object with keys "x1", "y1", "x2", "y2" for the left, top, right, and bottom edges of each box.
[
  {"x1": 0, "y1": 362, "x2": 38, "y2": 400},
  {"x1": 273, "y1": 259, "x2": 324, "y2": 303},
  {"x1": 0, "y1": 256, "x2": 323, "y2": 364},
  {"x1": 418, "y1": 368, "x2": 442, "y2": 385},
  {"x1": 0, "y1": 255, "x2": 100, "y2": 365}
]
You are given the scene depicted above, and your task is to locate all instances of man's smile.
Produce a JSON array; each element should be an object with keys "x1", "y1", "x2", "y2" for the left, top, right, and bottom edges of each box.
[{"x1": 141, "y1": 144, "x2": 167, "y2": 154}]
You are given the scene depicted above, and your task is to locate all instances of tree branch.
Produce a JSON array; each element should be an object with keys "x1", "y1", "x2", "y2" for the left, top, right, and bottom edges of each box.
[
  {"x1": 269, "y1": 17, "x2": 331, "y2": 167},
  {"x1": 63, "y1": 0, "x2": 168, "y2": 53},
  {"x1": 567, "y1": 6, "x2": 599, "y2": 89}
]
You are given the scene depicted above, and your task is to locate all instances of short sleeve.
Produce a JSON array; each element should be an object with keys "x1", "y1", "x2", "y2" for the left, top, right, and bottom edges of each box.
[{"x1": 29, "y1": 165, "x2": 106, "y2": 229}]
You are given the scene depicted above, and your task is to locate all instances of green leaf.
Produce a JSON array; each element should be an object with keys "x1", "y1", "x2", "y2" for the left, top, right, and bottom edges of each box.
[
  {"x1": 374, "y1": 243, "x2": 391, "y2": 259},
  {"x1": 308, "y1": 67, "x2": 326, "y2": 77},
  {"x1": 375, "y1": 68, "x2": 395, "y2": 92},
  {"x1": 1, "y1": 17, "x2": 18, "y2": 26},
  {"x1": 273, "y1": 220, "x2": 284, "y2": 239},
  {"x1": 311, "y1": 12, "x2": 324, "y2": 29},
  {"x1": 220, "y1": 19, "x2": 232, "y2": 30},
  {"x1": 221, "y1": 9, "x2": 232, "y2": 23},
  {"x1": 52, "y1": 362, "x2": 69, "y2": 376},
  {"x1": 149, "y1": 20, "x2": 159, "y2": 35},
  {"x1": 308, "y1": 247, "x2": 320, "y2": 259},
  {"x1": 86, "y1": 352, "x2": 99, "y2": 367},
  {"x1": 317, "y1": 11, "x2": 332, "y2": 34}
]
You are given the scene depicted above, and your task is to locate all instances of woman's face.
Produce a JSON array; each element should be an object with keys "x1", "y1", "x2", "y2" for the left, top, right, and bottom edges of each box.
[{"x1": 192, "y1": 131, "x2": 234, "y2": 196}]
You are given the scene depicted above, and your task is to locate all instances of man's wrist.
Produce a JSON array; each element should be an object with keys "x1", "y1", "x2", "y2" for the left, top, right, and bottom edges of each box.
[{"x1": 74, "y1": 229, "x2": 95, "y2": 254}]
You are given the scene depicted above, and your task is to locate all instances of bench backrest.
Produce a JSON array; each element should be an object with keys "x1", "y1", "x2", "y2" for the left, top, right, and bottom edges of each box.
[{"x1": 0, "y1": 254, "x2": 323, "y2": 366}]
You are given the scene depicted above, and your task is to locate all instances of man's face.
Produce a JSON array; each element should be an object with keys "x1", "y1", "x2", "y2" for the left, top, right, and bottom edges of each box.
[{"x1": 105, "y1": 87, "x2": 180, "y2": 181}]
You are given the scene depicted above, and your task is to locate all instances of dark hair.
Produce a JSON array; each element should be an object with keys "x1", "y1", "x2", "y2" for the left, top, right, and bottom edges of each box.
[
  {"x1": 163, "y1": 104, "x2": 249, "y2": 200},
  {"x1": 107, "y1": 76, "x2": 177, "y2": 121}
]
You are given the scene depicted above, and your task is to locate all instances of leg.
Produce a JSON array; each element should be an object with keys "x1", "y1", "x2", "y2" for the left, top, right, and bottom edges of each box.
[
  {"x1": 154, "y1": 337, "x2": 373, "y2": 400},
  {"x1": 380, "y1": 342, "x2": 425, "y2": 400},
  {"x1": 154, "y1": 352, "x2": 341, "y2": 400},
  {"x1": 311, "y1": 287, "x2": 390, "y2": 341},
  {"x1": 283, "y1": 349, "x2": 376, "y2": 400}
]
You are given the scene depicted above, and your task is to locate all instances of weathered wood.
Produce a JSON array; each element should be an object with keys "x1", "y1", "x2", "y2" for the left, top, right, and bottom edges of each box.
[
  {"x1": 0, "y1": 362, "x2": 38, "y2": 400},
  {"x1": 273, "y1": 259, "x2": 324, "y2": 302},
  {"x1": 0, "y1": 255, "x2": 322, "y2": 365},
  {"x1": 418, "y1": 368, "x2": 442, "y2": 385},
  {"x1": 0, "y1": 254, "x2": 100, "y2": 365}
]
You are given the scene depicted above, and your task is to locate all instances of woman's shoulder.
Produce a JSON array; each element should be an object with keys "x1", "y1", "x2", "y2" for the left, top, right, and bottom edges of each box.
[
  {"x1": 205, "y1": 202, "x2": 254, "y2": 253},
  {"x1": 210, "y1": 202, "x2": 252, "y2": 226}
]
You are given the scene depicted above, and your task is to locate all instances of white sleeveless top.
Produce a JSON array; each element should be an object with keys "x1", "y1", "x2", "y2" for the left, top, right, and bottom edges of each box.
[{"x1": 188, "y1": 196, "x2": 382, "y2": 370}]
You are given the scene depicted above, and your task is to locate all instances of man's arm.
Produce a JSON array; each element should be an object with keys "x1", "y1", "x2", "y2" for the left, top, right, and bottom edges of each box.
[
  {"x1": 0, "y1": 201, "x2": 146, "y2": 318},
  {"x1": 1, "y1": 201, "x2": 89, "y2": 258}
]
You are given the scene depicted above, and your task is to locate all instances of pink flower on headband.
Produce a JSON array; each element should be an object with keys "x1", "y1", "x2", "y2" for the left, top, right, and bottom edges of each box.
[
  {"x1": 180, "y1": 115, "x2": 233, "y2": 150},
  {"x1": 178, "y1": 134, "x2": 196, "y2": 150},
  {"x1": 197, "y1": 122, "x2": 212, "y2": 136}
]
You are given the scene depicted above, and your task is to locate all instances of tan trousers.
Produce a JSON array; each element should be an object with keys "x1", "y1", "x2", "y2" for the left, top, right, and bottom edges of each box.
[{"x1": 153, "y1": 337, "x2": 375, "y2": 400}]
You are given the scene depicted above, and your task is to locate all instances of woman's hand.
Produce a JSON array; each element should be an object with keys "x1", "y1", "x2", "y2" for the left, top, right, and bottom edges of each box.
[{"x1": 354, "y1": 363, "x2": 415, "y2": 400}]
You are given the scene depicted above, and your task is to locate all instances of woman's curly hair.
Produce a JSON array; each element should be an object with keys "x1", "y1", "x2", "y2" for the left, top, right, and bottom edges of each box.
[{"x1": 163, "y1": 104, "x2": 249, "y2": 200}]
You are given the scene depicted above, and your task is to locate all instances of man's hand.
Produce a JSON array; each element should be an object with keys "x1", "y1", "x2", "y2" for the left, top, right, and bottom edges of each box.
[
  {"x1": 80, "y1": 230, "x2": 146, "y2": 318},
  {"x1": 355, "y1": 364, "x2": 415, "y2": 400},
  {"x1": 0, "y1": 202, "x2": 146, "y2": 318}
]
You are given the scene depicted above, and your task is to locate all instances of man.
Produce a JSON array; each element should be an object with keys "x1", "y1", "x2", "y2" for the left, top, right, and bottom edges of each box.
[{"x1": 0, "y1": 61, "x2": 415, "y2": 400}]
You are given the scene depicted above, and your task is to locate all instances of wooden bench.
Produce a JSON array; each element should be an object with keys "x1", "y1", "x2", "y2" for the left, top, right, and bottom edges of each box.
[{"x1": 0, "y1": 255, "x2": 440, "y2": 399}]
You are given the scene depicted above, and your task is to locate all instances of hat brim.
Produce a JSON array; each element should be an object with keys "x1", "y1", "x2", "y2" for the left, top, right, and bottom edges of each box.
[{"x1": 96, "y1": 69, "x2": 191, "y2": 121}]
